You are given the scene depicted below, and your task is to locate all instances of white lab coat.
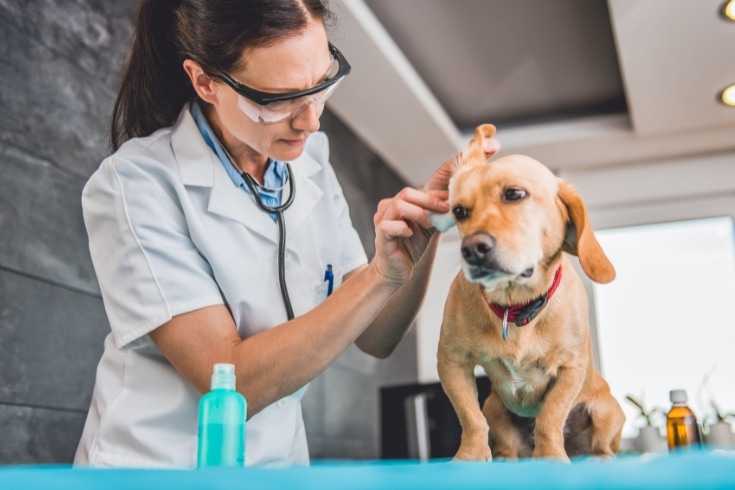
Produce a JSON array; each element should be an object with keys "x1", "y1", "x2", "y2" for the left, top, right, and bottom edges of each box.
[{"x1": 74, "y1": 105, "x2": 367, "y2": 468}]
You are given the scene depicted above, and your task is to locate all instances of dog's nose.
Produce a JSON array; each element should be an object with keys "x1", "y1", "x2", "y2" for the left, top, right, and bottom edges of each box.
[{"x1": 461, "y1": 232, "x2": 496, "y2": 265}]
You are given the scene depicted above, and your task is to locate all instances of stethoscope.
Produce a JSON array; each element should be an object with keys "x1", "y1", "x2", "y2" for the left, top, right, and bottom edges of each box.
[{"x1": 226, "y1": 153, "x2": 297, "y2": 320}]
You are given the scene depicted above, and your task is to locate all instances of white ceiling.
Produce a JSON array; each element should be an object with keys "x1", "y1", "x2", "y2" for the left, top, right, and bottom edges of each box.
[{"x1": 326, "y1": 0, "x2": 735, "y2": 187}]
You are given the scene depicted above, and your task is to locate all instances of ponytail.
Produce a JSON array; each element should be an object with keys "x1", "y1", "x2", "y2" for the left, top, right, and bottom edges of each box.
[{"x1": 110, "y1": 0, "x2": 192, "y2": 151}]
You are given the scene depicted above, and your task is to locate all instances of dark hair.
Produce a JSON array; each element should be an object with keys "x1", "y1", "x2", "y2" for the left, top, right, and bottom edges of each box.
[{"x1": 110, "y1": 0, "x2": 332, "y2": 151}]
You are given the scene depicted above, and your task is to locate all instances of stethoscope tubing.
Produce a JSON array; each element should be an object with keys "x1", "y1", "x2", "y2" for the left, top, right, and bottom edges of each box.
[
  {"x1": 240, "y1": 164, "x2": 296, "y2": 214},
  {"x1": 239, "y1": 162, "x2": 297, "y2": 320}
]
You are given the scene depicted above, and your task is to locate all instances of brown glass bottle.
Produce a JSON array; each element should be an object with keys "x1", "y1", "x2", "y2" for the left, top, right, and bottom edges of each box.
[{"x1": 666, "y1": 389, "x2": 702, "y2": 450}]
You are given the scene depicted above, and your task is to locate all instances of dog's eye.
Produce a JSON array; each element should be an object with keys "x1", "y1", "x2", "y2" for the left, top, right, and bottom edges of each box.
[
  {"x1": 453, "y1": 205, "x2": 469, "y2": 221},
  {"x1": 503, "y1": 188, "x2": 527, "y2": 202}
]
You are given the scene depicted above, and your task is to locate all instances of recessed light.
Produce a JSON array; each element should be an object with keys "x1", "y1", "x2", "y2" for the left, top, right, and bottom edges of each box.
[
  {"x1": 722, "y1": 0, "x2": 735, "y2": 21},
  {"x1": 720, "y1": 84, "x2": 735, "y2": 107}
]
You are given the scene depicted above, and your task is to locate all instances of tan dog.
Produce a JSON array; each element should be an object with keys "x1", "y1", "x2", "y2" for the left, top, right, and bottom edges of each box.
[{"x1": 434, "y1": 124, "x2": 625, "y2": 462}]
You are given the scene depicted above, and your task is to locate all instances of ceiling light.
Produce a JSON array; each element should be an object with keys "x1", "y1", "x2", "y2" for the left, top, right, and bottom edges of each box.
[
  {"x1": 723, "y1": 0, "x2": 735, "y2": 21},
  {"x1": 720, "y1": 84, "x2": 735, "y2": 106}
]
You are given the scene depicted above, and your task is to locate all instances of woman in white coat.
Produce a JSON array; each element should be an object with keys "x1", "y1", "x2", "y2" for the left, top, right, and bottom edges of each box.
[{"x1": 74, "y1": 0, "x2": 499, "y2": 468}]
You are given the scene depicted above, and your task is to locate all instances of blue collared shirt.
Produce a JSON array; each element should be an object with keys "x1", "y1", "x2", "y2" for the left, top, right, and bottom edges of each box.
[{"x1": 189, "y1": 101, "x2": 286, "y2": 215}]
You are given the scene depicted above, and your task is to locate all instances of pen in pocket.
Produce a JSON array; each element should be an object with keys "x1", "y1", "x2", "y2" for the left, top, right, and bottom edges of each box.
[{"x1": 324, "y1": 264, "x2": 334, "y2": 296}]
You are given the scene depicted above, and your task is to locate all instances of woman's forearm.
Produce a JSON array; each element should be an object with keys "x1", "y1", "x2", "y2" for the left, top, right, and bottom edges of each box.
[{"x1": 355, "y1": 231, "x2": 442, "y2": 358}]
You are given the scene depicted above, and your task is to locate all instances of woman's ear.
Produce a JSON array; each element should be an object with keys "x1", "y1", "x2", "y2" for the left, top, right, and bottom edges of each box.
[{"x1": 182, "y1": 59, "x2": 218, "y2": 104}]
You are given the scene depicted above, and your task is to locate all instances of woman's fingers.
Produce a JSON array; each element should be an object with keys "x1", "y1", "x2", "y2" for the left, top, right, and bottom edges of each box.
[
  {"x1": 375, "y1": 219, "x2": 413, "y2": 242},
  {"x1": 374, "y1": 188, "x2": 449, "y2": 228},
  {"x1": 371, "y1": 187, "x2": 448, "y2": 285}
]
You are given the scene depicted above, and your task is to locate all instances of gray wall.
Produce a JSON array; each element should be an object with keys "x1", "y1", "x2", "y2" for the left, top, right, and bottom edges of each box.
[{"x1": 0, "y1": 1, "x2": 417, "y2": 464}]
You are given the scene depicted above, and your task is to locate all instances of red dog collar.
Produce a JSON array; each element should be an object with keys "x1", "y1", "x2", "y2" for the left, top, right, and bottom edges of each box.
[{"x1": 485, "y1": 266, "x2": 563, "y2": 339}]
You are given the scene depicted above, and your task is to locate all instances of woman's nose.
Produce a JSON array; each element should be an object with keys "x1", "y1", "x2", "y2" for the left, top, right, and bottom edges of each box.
[{"x1": 291, "y1": 101, "x2": 322, "y2": 133}]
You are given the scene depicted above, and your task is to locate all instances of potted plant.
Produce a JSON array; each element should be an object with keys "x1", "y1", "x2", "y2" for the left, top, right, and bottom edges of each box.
[{"x1": 625, "y1": 394, "x2": 666, "y2": 453}]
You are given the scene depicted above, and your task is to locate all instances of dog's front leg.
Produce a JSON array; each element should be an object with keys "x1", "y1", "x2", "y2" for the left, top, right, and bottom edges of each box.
[
  {"x1": 438, "y1": 356, "x2": 492, "y2": 461},
  {"x1": 533, "y1": 365, "x2": 585, "y2": 461}
]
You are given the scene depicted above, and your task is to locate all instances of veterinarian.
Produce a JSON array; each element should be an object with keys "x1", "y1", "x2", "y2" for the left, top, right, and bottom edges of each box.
[{"x1": 74, "y1": 0, "x2": 499, "y2": 469}]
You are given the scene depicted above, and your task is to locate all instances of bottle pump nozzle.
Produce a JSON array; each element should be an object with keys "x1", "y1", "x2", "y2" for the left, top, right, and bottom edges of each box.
[{"x1": 211, "y1": 363, "x2": 236, "y2": 390}]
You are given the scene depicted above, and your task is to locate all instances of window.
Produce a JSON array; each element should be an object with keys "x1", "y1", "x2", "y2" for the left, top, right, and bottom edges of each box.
[{"x1": 593, "y1": 216, "x2": 735, "y2": 437}]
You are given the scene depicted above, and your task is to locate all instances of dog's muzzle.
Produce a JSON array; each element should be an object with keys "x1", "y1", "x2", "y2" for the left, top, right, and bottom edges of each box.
[{"x1": 461, "y1": 232, "x2": 509, "y2": 281}]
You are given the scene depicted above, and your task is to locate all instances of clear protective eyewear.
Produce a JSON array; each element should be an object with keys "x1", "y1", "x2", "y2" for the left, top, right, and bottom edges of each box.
[{"x1": 218, "y1": 43, "x2": 351, "y2": 124}]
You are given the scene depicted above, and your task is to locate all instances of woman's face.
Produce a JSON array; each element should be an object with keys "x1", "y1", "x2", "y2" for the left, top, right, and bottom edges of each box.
[{"x1": 209, "y1": 20, "x2": 332, "y2": 169}]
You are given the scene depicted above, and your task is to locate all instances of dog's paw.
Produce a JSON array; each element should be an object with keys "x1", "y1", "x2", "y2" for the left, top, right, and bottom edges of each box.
[
  {"x1": 429, "y1": 211, "x2": 456, "y2": 232},
  {"x1": 532, "y1": 448, "x2": 570, "y2": 463},
  {"x1": 453, "y1": 444, "x2": 493, "y2": 462},
  {"x1": 587, "y1": 454, "x2": 617, "y2": 463}
]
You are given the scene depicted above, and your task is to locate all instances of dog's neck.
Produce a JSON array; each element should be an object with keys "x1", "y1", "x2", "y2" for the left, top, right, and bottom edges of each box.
[{"x1": 483, "y1": 266, "x2": 563, "y2": 339}]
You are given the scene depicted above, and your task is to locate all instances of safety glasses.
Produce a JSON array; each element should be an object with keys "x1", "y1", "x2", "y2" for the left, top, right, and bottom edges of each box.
[{"x1": 218, "y1": 43, "x2": 351, "y2": 123}]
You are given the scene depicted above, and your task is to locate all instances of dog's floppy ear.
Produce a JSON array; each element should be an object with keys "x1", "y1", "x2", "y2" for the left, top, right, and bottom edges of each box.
[{"x1": 558, "y1": 181, "x2": 616, "y2": 284}]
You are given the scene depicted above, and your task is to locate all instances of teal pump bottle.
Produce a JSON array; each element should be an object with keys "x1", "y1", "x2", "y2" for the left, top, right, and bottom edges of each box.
[{"x1": 197, "y1": 363, "x2": 247, "y2": 468}]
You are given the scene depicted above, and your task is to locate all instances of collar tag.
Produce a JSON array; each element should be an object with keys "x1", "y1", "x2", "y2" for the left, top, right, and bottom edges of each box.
[{"x1": 485, "y1": 266, "x2": 563, "y2": 340}]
